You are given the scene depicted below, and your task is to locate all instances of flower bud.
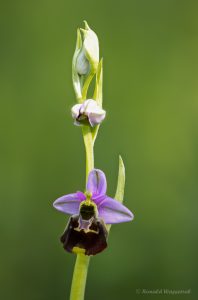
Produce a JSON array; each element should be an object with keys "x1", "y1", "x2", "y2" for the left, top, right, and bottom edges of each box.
[
  {"x1": 76, "y1": 21, "x2": 99, "y2": 76},
  {"x1": 71, "y1": 99, "x2": 106, "y2": 127},
  {"x1": 76, "y1": 49, "x2": 90, "y2": 75}
]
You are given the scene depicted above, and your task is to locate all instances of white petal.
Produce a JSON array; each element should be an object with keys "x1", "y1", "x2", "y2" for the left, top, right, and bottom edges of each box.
[
  {"x1": 71, "y1": 104, "x2": 82, "y2": 119},
  {"x1": 88, "y1": 110, "x2": 106, "y2": 126},
  {"x1": 80, "y1": 99, "x2": 96, "y2": 113},
  {"x1": 83, "y1": 29, "x2": 99, "y2": 68}
]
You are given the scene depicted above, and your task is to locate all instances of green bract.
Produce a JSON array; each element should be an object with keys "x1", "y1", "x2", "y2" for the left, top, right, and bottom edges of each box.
[{"x1": 72, "y1": 29, "x2": 83, "y2": 101}]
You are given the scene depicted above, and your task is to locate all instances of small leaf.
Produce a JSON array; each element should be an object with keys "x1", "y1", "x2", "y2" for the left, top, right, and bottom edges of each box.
[
  {"x1": 91, "y1": 59, "x2": 103, "y2": 143},
  {"x1": 93, "y1": 59, "x2": 103, "y2": 107},
  {"x1": 106, "y1": 156, "x2": 125, "y2": 231},
  {"x1": 114, "y1": 155, "x2": 125, "y2": 204}
]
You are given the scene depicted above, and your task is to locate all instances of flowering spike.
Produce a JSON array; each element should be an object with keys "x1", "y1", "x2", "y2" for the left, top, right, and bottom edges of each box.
[{"x1": 54, "y1": 21, "x2": 135, "y2": 299}]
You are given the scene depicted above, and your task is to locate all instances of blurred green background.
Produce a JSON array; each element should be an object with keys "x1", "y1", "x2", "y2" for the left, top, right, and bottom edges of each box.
[{"x1": 0, "y1": 0, "x2": 197, "y2": 299}]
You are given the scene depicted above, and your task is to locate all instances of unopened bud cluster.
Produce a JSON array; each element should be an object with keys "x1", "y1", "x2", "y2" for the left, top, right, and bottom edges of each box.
[{"x1": 71, "y1": 21, "x2": 105, "y2": 127}]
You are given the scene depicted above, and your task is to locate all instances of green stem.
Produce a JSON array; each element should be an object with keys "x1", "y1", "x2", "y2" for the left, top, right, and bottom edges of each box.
[
  {"x1": 82, "y1": 125, "x2": 94, "y2": 181},
  {"x1": 70, "y1": 253, "x2": 90, "y2": 300},
  {"x1": 69, "y1": 125, "x2": 94, "y2": 300}
]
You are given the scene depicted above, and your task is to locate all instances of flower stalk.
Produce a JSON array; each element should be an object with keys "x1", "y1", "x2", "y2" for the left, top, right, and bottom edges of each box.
[
  {"x1": 82, "y1": 126, "x2": 94, "y2": 182},
  {"x1": 70, "y1": 126, "x2": 94, "y2": 300},
  {"x1": 70, "y1": 252, "x2": 90, "y2": 300},
  {"x1": 70, "y1": 111, "x2": 95, "y2": 300}
]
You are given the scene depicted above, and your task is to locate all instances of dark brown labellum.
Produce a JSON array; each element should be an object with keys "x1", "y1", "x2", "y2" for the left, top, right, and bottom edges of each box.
[{"x1": 60, "y1": 215, "x2": 108, "y2": 255}]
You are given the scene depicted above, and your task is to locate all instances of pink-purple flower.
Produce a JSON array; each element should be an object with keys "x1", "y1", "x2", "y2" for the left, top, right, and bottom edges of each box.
[
  {"x1": 53, "y1": 169, "x2": 133, "y2": 224},
  {"x1": 53, "y1": 169, "x2": 134, "y2": 255}
]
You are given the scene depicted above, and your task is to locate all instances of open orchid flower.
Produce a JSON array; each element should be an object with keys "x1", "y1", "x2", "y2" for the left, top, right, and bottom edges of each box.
[
  {"x1": 71, "y1": 99, "x2": 106, "y2": 127},
  {"x1": 53, "y1": 169, "x2": 134, "y2": 255}
]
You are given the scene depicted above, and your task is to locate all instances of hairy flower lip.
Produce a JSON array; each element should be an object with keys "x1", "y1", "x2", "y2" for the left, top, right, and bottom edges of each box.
[
  {"x1": 53, "y1": 169, "x2": 134, "y2": 224},
  {"x1": 71, "y1": 99, "x2": 106, "y2": 127},
  {"x1": 60, "y1": 214, "x2": 108, "y2": 255}
]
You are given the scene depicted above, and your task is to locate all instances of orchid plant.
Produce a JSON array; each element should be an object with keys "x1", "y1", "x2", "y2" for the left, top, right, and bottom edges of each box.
[{"x1": 53, "y1": 21, "x2": 134, "y2": 300}]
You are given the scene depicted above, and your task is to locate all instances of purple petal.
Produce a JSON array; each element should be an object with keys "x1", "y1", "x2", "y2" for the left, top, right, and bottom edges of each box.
[
  {"x1": 53, "y1": 192, "x2": 86, "y2": 215},
  {"x1": 98, "y1": 197, "x2": 134, "y2": 224},
  {"x1": 91, "y1": 194, "x2": 106, "y2": 205},
  {"x1": 86, "y1": 169, "x2": 107, "y2": 197}
]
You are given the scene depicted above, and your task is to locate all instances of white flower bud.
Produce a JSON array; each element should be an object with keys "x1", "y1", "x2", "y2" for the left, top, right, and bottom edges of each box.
[
  {"x1": 76, "y1": 21, "x2": 99, "y2": 76},
  {"x1": 71, "y1": 99, "x2": 106, "y2": 127},
  {"x1": 76, "y1": 49, "x2": 90, "y2": 75}
]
